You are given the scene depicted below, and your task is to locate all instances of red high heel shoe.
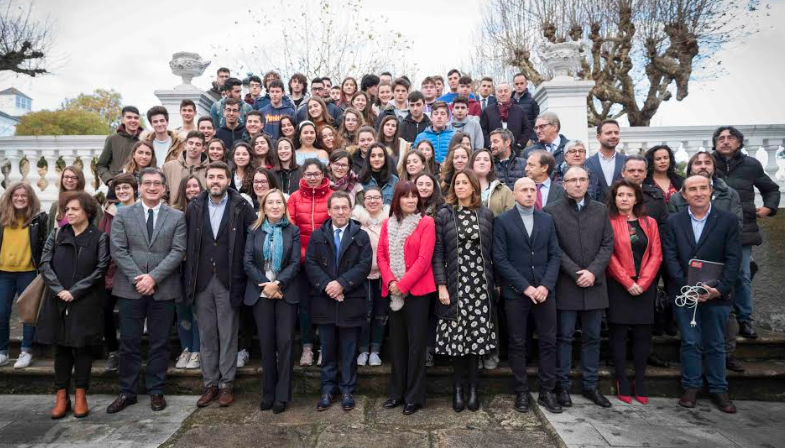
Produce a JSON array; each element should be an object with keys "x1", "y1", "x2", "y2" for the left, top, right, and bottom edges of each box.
[
  {"x1": 632, "y1": 381, "x2": 648, "y2": 405},
  {"x1": 616, "y1": 381, "x2": 632, "y2": 404}
]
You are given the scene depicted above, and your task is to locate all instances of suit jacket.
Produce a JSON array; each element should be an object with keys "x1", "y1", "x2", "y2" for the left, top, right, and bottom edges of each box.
[
  {"x1": 110, "y1": 202, "x2": 187, "y2": 301},
  {"x1": 493, "y1": 208, "x2": 561, "y2": 299},
  {"x1": 585, "y1": 151, "x2": 627, "y2": 201},
  {"x1": 522, "y1": 134, "x2": 570, "y2": 168},
  {"x1": 480, "y1": 103, "x2": 532, "y2": 152},
  {"x1": 662, "y1": 207, "x2": 741, "y2": 305},
  {"x1": 244, "y1": 224, "x2": 301, "y2": 306},
  {"x1": 544, "y1": 181, "x2": 565, "y2": 208}
]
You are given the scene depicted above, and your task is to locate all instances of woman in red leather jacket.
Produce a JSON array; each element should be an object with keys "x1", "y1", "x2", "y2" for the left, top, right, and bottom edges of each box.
[{"x1": 606, "y1": 179, "x2": 662, "y2": 406}]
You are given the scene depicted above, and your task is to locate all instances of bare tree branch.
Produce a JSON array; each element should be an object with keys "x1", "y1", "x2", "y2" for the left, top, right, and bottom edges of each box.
[{"x1": 0, "y1": 0, "x2": 52, "y2": 76}]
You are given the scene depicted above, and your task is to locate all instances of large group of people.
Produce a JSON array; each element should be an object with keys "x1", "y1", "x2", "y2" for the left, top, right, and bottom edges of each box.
[{"x1": 0, "y1": 67, "x2": 779, "y2": 420}]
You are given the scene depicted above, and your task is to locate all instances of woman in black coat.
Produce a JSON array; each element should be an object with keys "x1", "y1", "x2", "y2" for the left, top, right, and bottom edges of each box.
[
  {"x1": 244, "y1": 189, "x2": 301, "y2": 414},
  {"x1": 36, "y1": 191, "x2": 110, "y2": 419},
  {"x1": 432, "y1": 169, "x2": 496, "y2": 413}
]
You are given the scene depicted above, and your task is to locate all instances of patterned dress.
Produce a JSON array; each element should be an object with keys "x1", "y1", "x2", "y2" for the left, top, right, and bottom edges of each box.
[{"x1": 435, "y1": 208, "x2": 497, "y2": 356}]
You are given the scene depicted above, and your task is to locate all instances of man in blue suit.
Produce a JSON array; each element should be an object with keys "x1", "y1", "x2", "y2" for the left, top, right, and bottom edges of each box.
[
  {"x1": 663, "y1": 175, "x2": 741, "y2": 414},
  {"x1": 493, "y1": 177, "x2": 562, "y2": 415},
  {"x1": 584, "y1": 119, "x2": 627, "y2": 202}
]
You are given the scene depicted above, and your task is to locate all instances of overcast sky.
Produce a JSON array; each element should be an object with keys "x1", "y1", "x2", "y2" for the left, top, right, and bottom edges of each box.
[{"x1": 3, "y1": 0, "x2": 784, "y2": 126}]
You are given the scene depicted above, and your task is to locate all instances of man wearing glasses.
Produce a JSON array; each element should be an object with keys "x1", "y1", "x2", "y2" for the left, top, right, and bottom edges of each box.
[
  {"x1": 544, "y1": 166, "x2": 614, "y2": 410},
  {"x1": 108, "y1": 168, "x2": 187, "y2": 414},
  {"x1": 215, "y1": 98, "x2": 247, "y2": 149},
  {"x1": 523, "y1": 112, "x2": 570, "y2": 170}
]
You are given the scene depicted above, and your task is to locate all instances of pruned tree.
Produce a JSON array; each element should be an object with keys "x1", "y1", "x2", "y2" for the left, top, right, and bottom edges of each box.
[
  {"x1": 0, "y1": 0, "x2": 52, "y2": 76},
  {"x1": 478, "y1": 0, "x2": 763, "y2": 126},
  {"x1": 212, "y1": 0, "x2": 417, "y2": 82},
  {"x1": 61, "y1": 89, "x2": 123, "y2": 129}
]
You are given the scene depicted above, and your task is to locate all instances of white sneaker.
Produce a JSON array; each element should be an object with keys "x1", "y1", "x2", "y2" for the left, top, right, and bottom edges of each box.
[
  {"x1": 236, "y1": 349, "x2": 249, "y2": 368},
  {"x1": 368, "y1": 352, "x2": 382, "y2": 366},
  {"x1": 483, "y1": 354, "x2": 499, "y2": 370},
  {"x1": 317, "y1": 350, "x2": 322, "y2": 366},
  {"x1": 299, "y1": 346, "x2": 314, "y2": 366},
  {"x1": 357, "y1": 352, "x2": 369, "y2": 366},
  {"x1": 14, "y1": 352, "x2": 33, "y2": 369},
  {"x1": 186, "y1": 352, "x2": 201, "y2": 369},
  {"x1": 0, "y1": 353, "x2": 8, "y2": 366},
  {"x1": 175, "y1": 349, "x2": 191, "y2": 369}
]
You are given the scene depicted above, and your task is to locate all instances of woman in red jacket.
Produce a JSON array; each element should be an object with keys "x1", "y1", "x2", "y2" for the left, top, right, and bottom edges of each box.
[
  {"x1": 606, "y1": 179, "x2": 662, "y2": 405},
  {"x1": 287, "y1": 159, "x2": 333, "y2": 366},
  {"x1": 377, "y1": 181, "x2": 436, "y2": 415}
]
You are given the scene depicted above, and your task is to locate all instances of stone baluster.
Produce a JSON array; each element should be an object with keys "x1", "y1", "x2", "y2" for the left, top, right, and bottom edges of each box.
[
  {"x1": 21, "y1": 149, "x2": 43, "y2": 200},
  {"x1": 75, "y1": 149, "x2": 97, "y2": 195},
  {"x1": 774, "y1": 145, "x2": 785, "y2": 182},
  {"x1": 4, "y1": 149, "x2": 23, "y2": 187}
]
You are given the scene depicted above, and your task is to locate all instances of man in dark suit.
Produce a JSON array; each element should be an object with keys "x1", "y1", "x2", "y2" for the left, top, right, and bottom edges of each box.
[
  {"x1": 585, "y1": 119, "x2": 627, "y2": 202},
  {"x1": 108, "y1": 168, "x2": 187, "y2": 413},
  {"x1": 663, "y1": 175, "x2": 741, "y2": 414},
  {"x1": 480, "y1": 82, "x2": 533, "y2": 153},
  {"x1": 184, "y1": 162, "x2": 256, "y2": 408},
  {"x1": 494, "y1": 177, "x2": 562, "y2": 414},
  {"x1": 305, "y1": 191, "x2": 372, "y2": 412},
  {"x1": 523, "y1": 112, "x2": 570, "y2": 169},
  {"x1": 525, "y1": 150, "x2": 565, "y2": 210}
]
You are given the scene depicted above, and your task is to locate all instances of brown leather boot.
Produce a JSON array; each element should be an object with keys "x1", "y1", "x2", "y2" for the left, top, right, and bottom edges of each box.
[
  {"x1": 51, "y1": 389, "x2": 71, "y2": 419},
  {"x1": 74, "y1": 388, "x2": 89, "y2": 418}
]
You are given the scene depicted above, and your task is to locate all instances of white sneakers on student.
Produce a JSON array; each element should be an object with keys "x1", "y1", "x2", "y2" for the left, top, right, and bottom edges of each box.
[
  {"x1": 14, "y1": 352, "x2": 33, "y2": 369},
  {"x1": 176, "y1": 349, "x2": 191, "y2": 369},
  {"x1": 236, "y1": 349, "x2": 250, "y2": 368}
]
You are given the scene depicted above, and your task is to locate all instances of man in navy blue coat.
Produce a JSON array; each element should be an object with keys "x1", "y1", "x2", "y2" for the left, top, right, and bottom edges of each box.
[
  {"x1": 584, "y1": 119, "x2": 627, "y2": 202},
  {"x1": 493, "y1": 177, "x2": 562, "y2": 415},
  {"x1": 663, "y1": 175, "x2": 741, "y2": 414}
]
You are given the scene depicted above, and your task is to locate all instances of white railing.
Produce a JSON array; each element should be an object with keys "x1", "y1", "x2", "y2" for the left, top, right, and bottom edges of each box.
[{"x1": 2, "y1": 125, "x2": 784, "y2": 210}]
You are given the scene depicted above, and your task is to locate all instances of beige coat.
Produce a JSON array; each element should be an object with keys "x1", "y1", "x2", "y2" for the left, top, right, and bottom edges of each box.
[
  {"x1": 162, "y1": 153, "x2": 209, "y2": 206},
  {"x1": 351, "y1": 204, "x2": 389, "y2": 279},
  {"x1": 484, "y1": 180, "x2": 515, "y2": 217}
]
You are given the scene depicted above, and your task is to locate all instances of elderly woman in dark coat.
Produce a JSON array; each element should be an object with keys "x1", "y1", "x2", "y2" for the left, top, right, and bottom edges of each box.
[
  {"x1": 37, "y1": 191, "x2": 110, "y2": 420},
  {"x1": 432, "y1": 169, "x2": 496, "y2": 414}
]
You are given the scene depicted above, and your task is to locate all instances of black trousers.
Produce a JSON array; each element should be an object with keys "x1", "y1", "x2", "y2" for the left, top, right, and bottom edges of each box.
[
  {"x1": 104, "y1": 293, "x2": 119, "y2": 353},
  {"x1": 452, "y1": 354, "x2": 480, "y2": 387},
  {"x1": 54, "y1": 345, "x2": 93, "y2": 391},
  {"x1": 388, "y1": 294, "x2": 429, "y2": 405},
  {"x1": 118, "y1": 296, "x2": 175, "y2": 398},
  {"x1": 239, "y1": 304, "x2": 257, "y2": 352},
  {"x1": 252, "y1": 297, "x2": 297, "y2": 404},
  {"x1": 319, "y1": 325, "x2": 360, "y2": 395},
  {"x1": 506, "y1": 296, "x2": 557, "y2": 393},
  {"x1": 608, "y1": 323, "x2": 651, "y2": 396}
]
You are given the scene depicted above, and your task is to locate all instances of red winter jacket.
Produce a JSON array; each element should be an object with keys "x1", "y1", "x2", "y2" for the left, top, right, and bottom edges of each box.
[
  {"x1": 287, "y1": 177, "x2": 333, "y2": 263},
  {"x1": 607, "y1": 215, "x2": 662, "y2": 291},
  {"x1": 377, "y1": 215, "x2": 437, "y2": 297}
]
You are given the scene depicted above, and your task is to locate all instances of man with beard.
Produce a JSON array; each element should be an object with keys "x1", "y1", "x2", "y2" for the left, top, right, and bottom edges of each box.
[
  {"x1": 585, "y1": 119, "x2": 627, "y2": 202},
  {"x1": 183, "y1": 162, "x2": 256, "y2": 408}
]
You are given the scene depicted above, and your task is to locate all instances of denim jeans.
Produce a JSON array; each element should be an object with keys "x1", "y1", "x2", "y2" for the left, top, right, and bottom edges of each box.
[
  {"x1": 733, "y1": 245, "x2": 753, "y2": 323},
  {"x1": 556, "y1": 309, "x2": 602, "y2": 391},
  {"x1": 0, "y1": 270, "x2": 37, "y2": 354},
  {"x1": 175, "y1": 302, "x2": 200, "y2": 353},
  {"x1": 674, "y1": 303, "x2": 730, "y2": 392},
  {"x1": 359, "y1": 279, "x2": 387, "y2": 354}
]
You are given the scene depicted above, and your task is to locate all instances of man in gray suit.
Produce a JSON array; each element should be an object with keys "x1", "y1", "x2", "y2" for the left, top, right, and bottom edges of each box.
[
  {"x1": 525, "y1": 149, "x2": 565, "y2": 210},
  {"x1": 107, "y1": 168, "x2": 187, "y2": 414}
]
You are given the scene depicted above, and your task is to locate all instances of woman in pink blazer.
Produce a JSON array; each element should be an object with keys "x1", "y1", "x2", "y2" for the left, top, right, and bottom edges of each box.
[{"x1": 377, "y1": 181, "x2": 436, "y2": 415}]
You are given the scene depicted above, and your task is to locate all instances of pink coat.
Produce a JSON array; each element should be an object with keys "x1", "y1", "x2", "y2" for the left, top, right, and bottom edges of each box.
[{"x1": 377, "y1": 215, "x2": 437, "y2": 298}]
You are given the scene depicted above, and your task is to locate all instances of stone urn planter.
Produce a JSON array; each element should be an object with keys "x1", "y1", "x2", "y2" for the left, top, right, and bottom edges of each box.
[{"x1": 169, "y1": 52, "x2": 211, "y2": 90}]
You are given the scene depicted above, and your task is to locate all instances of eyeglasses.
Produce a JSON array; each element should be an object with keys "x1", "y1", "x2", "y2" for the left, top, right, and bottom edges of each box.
[
  {"x1": 567, "y1": 149, "x2": 587, "y2": 155},
  {"x1": 364, "y1": 195, "x2": 383, "y2": 201},
  {"x1": 142, "y1": 181, "x2": 164, "y2": 187},
  {"x1": 303, "y1": 172, "x2": 323, "y2": 178},
  {"x1": 225, "y1": 109, "x2": 239, "y2": 114},
  {"x1": 564, "y1": 177, "x2": 588, "y2": 184},
  {"x1": 330, "y1": 205, "x2": 351, "y2": 212},
  {"x1": 253, "y1": 180, "x2": 269, "y2": 186},
  {"x1": 332, "y1": 163, "x2": 349, "y2": 169},
  {"x1": 62, "y1": 175, "x2": 79, "y2": 181}
]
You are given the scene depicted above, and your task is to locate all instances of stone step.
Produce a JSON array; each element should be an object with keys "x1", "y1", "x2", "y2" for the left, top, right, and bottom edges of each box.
[{"x1": 2, "y1": 356, "x2": 783, "y2": 402}]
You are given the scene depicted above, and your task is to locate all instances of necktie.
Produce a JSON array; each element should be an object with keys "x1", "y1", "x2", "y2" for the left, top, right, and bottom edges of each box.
[
  {"x1": 482, "y1": 98, "x2": 487, "y2": 110},
  {"x1": 547, "y1": 143, "x2": 555, "y2": 154},
  {"x1": 334, "y1": 228, "x2": 342, "y2": 267},
  {"x1": 535, "y1": 183, "x2": 543, "y2": 211},
  {"x1": 147, "y1": 208, "x2": 154, "y2": 239}
]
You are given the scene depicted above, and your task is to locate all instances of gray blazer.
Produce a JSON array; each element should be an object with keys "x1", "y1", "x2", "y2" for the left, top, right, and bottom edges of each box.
[{"x1": 110, "y1": 201, "x2": 187, "y2": 301}]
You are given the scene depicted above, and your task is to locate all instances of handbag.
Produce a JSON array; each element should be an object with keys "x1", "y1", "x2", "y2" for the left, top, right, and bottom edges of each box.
[{"x1": 16, "y1": 228, "x2": 58, "y2": 325}]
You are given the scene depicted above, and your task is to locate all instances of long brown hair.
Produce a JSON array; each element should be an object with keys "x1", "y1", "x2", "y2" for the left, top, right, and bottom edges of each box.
[
  {"x1": 608, "y1": 178, "x2": 646, "y2": 218},
  {"x1": 376, "y1": 115, "x2": 404, "y2": 158},
  {"x1": 123, "y1": 141, "x2": 157, "y2": 174},
  {"x1": 0, "y1": 182, "x2": 41, "y2": 228},
  {"x1": 174, "y1": 175, "x2": 204, "y2": 211},
  {"x1": 56, "y1": 166, "x2": 86, "y2": 221},
  {"x1": 440, "y1": 144, "x2": 471, "y2": 191},
  {"x1": 445, "y1": 169, "x2": 482, "y2": 210}
]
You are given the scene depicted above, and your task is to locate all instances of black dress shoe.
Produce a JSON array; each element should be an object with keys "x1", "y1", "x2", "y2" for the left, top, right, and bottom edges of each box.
[
  {"x1": 582, "y1": 388, "x2": 611, "y2": 408},
  {"x1": 317, "y1": 393, "x2": 333, "y2": 411},
  {"x1": 402, "y1": 403, "x2": 421, "y2": 415},
  {"x1": 514, "y1": 392, "x2": 530, "y2": 413},
  {"x1": 647, "y1": 354, "x2": 671, "y2": 368},
  {"x1": 452, "y1": 385, "x2": 465, "y2": 413},
  {"x1": 467, "y1": 385, "x2": 480, "y2": 412},
  {"x1": 537, "y1": 391, "x2": 563, "y2": 414},
  {"x1": 272, "y1": 401, "x2": 286, "y2": 414},
  {"x1": 260, "y1": 400, "x2": 274, "y2": 411},
  {"x1": 383, "y1": 398, "x2": 404, "y2": 409},
  {"x1": 555, "y1": 388, "x2": 572, "y2": 407},
  {"x1": 739, "y1": 322, "x2": 758, "y2": 339},
  {"x1": 106, "y1": 394, "x2": 137, "y2": 414},
  {"x1": 150, "y1": 394, "x2": 167, "y2": 411},
  {"x1": 726, "y1": 356, "x2": 745, "y2": 372},
  {"x1": 341, "y1": 394, "x2": 355, "y2": 411}
]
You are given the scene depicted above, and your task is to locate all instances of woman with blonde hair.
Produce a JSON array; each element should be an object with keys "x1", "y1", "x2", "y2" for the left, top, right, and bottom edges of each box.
[
  {"x1": 0, "y1": 182, "x2": 47, "y2": 369},
  {"x1": 339, "y1": 107, "x2": 364, "y2": 145},
  {"x1": 122, "y1": 141, "x2": 157, "y2": 176},
  {"x1": 244, "y1": 189, "x2": 301, "y2": 414}
]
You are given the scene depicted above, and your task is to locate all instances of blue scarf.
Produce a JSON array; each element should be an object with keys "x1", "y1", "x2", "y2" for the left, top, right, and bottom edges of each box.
[{"x1": 262, "y1": 217, "x2": 289, "y2": 274}]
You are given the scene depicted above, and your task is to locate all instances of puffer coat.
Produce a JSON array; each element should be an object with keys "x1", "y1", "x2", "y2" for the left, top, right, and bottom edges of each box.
[{"x1": 287, "y1": 176, "x2": 334, "y2": 262}]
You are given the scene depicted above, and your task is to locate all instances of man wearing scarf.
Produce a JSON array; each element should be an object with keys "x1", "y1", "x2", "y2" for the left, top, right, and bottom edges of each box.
[{"x1": 480, "y1": 82, "x2": 533, "y2": 155}]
